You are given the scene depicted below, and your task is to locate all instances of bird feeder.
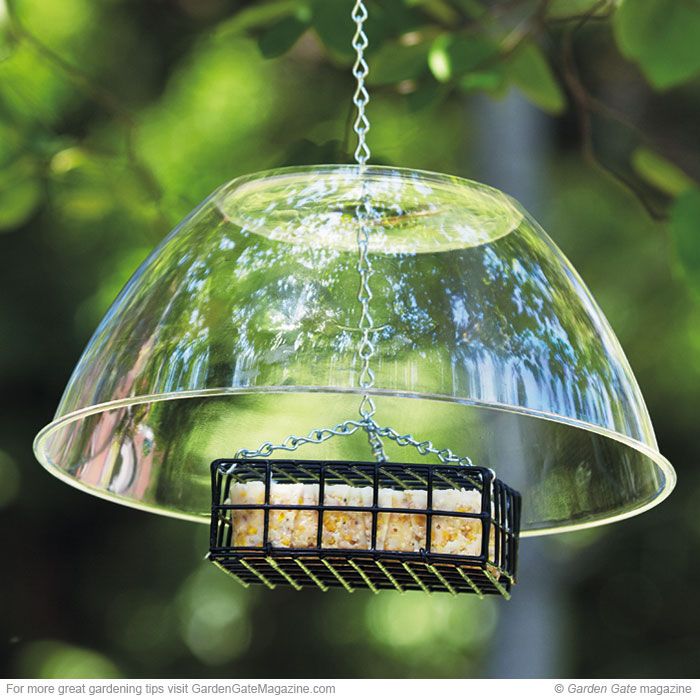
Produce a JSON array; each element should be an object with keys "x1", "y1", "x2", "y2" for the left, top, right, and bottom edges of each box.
[{"x1": 33, "y1": 4, "x2": 675, "y2": 599}]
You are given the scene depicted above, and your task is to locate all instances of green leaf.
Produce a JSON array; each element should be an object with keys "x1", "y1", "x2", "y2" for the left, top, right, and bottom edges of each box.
[
  {"x1": 313, "y1": 0, "x2": 417, "y2": 61},
  {"x1": 405, "y1": 78, "x2": 449, "y2": 111},
  {"x1": 614, "y1": 0, "x2": 700, "y2": 89},
  {"x1": 0, "y1": 19, "x2": 18, "y2": 62},
  {"x1": 0, "y1": 123, "x2": 22, "y2": 168},
  {"x1": 413, "y1": 0, "x2": 463, "y2": 24},
  {"x1": 449, "y1": 0, "x2": 488, "y2": 20},
  {"x1": 374, "y1": 1, "x2": 424, "y2": 38},
  {"x1": 0, "y1": 0, "x2": 100, "y2": 126},
  {"x1": 281, "y1": 139, "x2": 348, "y2": 166},
  {"x1": 546, "y1": 0, "x2": 611, "y2": 19},
  {"x1": 0, "y1": 163, "x2": 43, "y2": 231},
  {"x1": 632, "y1": 148, "x2": 696, "y2": 197},
  {"x1": 217, "y1": 0, "x2": 303, "y2": 38},
  {"x1": 428, "y1": 33, "x2": 499, "y2": 83},
  {"x1": 367, "y1": 41, "x2": 430, "y2": 86},
  {"x1": 670, "y1": 188, "x2": 700, "y2": 296},
  {"x1": 312, "y1": 0, "x2": 361, "y2": 60},
  {"x1": 505, "y1": 42, "x2": 566, "y2": 115},
  {"x1": 458, "y1": 69, "x2": 506, "y2": 94},
  {"x1": 258, "y1": 16, "x2": 309, "y2": 58}
]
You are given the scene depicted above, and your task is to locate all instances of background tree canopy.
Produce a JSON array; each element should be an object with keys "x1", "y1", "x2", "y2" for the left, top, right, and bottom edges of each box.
[{"x1": 1, "y1": 0, "x2": 699, "y2": 679}]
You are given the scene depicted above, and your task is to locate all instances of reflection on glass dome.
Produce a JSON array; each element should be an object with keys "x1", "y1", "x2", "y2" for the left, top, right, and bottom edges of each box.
[
  {"x1": 223, "y1": 168, "x2": 523, "y2": 252},
  {"x1": 34, "y1": 165, "x2": 675, "y2": 535}
]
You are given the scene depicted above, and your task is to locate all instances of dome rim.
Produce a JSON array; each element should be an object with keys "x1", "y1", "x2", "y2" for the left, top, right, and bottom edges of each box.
[
  {"x1": 214, "y1": 163, "x2": 525, "y2": 253},
  {"x1": 214, "y1": 163, "x2": 517, "y2": 198},
  {"x1": 33, "y1": 384, "x2": 676, "y2": 536}
]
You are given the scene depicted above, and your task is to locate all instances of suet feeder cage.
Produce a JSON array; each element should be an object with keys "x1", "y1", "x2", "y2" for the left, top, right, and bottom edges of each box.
[{"x1": 209, "y1": 458, "x2": 520, "y2": 597}]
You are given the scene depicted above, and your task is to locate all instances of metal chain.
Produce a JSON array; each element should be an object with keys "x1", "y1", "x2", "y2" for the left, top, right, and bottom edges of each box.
[
  {"x1": 234, "y1": 418, "x2": 478, "y2": 480},
  {"x1": 235, "y1": 420, "x2": 365, "y2": 460},
  {"x1": 232, "y1": 0, "x2": 474, "y2": 474},
  {"x1": 373, "y1": 426, "x2": 474, "y2": 468},
  {"x1": 355, "y1": 193, "x2": 387, "y2": 461},
  {"x1": 234, "y1": 419, "x2": 475, "y2": 467},
  {"x1": 351, "y1": 0, "x2": 371, "y2": 165},
  {"x1": 351, "y1": 0, "x2": 387, "y2": 460}
]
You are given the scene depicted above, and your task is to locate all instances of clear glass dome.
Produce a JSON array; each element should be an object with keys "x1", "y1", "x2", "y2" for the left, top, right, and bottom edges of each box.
[{"x1": 34, "y1": 165, "x2": 675, "y2": 535}]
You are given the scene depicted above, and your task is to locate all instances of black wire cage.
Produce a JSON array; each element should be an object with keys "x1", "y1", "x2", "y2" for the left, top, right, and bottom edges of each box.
[{"x1": 209, "y1": 458, "x2": 521, "y2": 597}]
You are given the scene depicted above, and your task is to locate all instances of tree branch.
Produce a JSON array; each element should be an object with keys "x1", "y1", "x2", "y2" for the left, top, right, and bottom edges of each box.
[{"x1": 557, "y1": 1, "x2": 668, "y2": 221}]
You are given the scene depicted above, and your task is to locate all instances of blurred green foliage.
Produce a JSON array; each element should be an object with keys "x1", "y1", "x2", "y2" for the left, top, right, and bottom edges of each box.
[
  {"x1": 614, "y1": 0, "x2": 700, "y2": 89},
  {"x1": 1, "y1": 0, "x2": 699, "y2": 679}
]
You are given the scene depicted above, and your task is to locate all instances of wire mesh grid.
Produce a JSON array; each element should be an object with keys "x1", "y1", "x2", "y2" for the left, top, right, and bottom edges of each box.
[{"x1": 209, "y1": 459, "x2": 521, "y2": 598}]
